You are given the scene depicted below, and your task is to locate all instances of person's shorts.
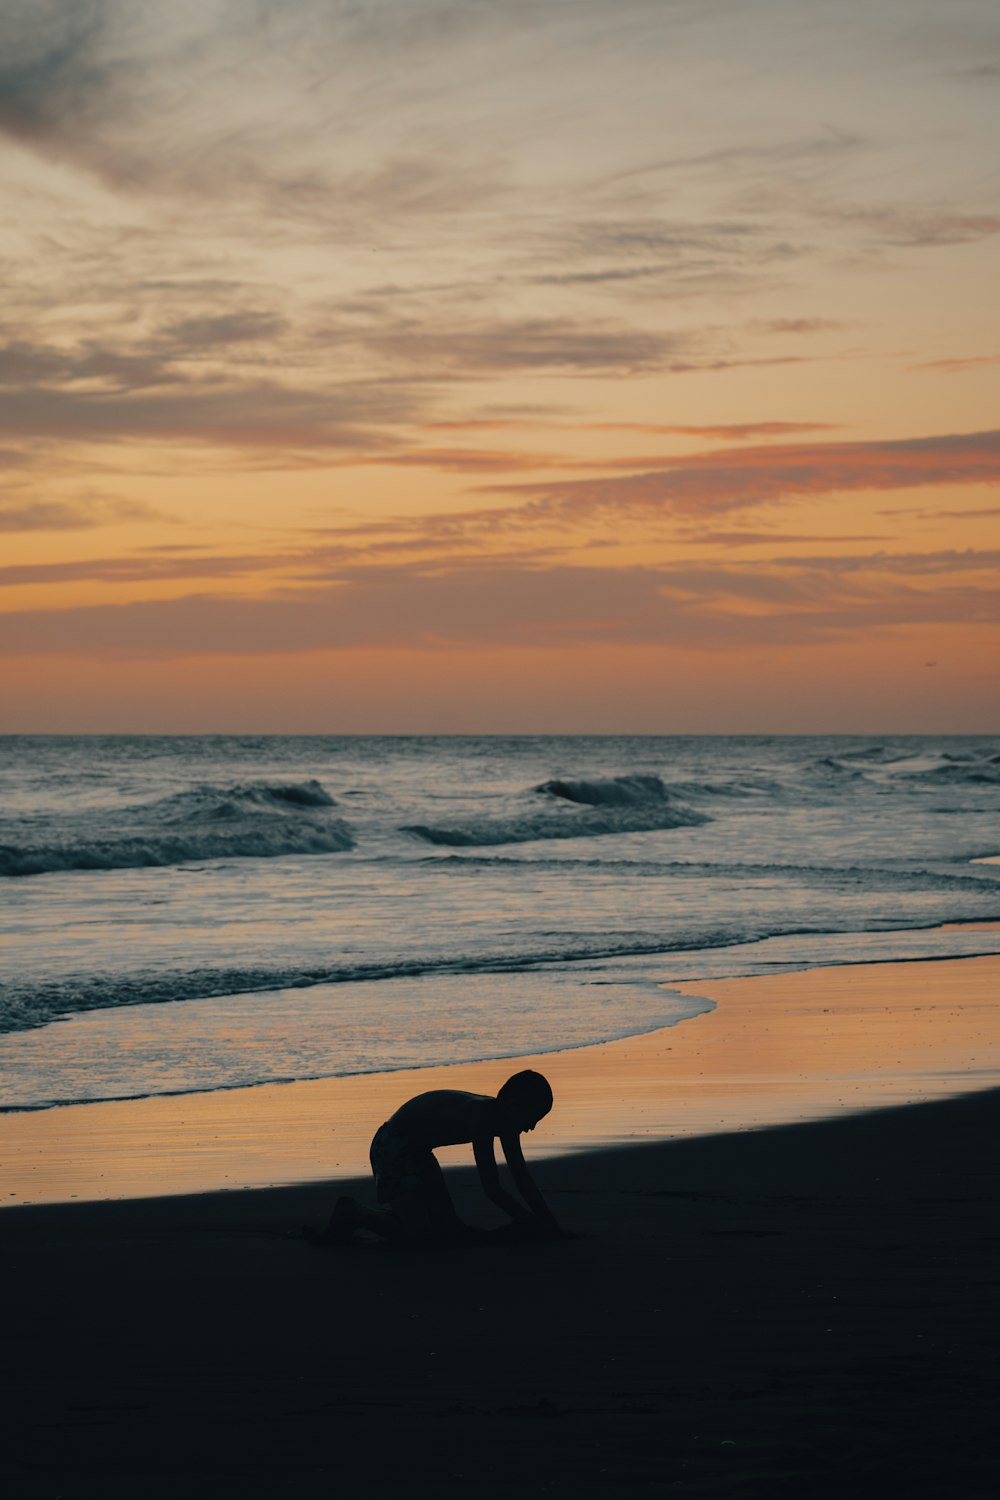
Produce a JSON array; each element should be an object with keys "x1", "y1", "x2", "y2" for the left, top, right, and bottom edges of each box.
[
  {"x1": 369, "y1": 1121, "x2": 460, "y2": 1240},
  {"x1": 369, "y1": 1121, "x2": 431, "y2": 1209}
]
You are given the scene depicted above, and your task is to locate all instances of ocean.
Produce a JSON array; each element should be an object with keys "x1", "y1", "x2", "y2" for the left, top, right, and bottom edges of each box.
[{"x1": 2, "y1": 734, "x2": 999, "y2": 1112}]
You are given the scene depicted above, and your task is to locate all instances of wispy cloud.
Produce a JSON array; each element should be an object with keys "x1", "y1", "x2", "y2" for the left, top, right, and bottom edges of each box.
[
  {"x1": 423, "y1": 419, "x2": 840, "y2": 442},
  {"x1": 0, "y1": 368, "x2": 420, "y2": 452},
  {"x1": 829, "y1": 206, "x2": 1000, "y2": 250},
  {"x1": 357, "y1": 316, "x2": 685, "y2": 375},
  {"x1": 3, "y1": 546, "x2": 998, "y2": 658},
  {"x1": 909, "y1": 354, "x2": 1000, "y2": 374},
  {"x1": 483, "y1": 429, "x2": 1000, "y2": 520},
  {"x1": 0, "y1": 490, "x2": 161, "y2": 533},
  {"x1": 0, "y1": 549, "x2": 277, "y2": 584}
]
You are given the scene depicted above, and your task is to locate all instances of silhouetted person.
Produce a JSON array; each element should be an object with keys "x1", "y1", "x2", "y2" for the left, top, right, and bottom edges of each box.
[{"x1": 322, "y1": 1070, "x2": 563, "y2": 1246}]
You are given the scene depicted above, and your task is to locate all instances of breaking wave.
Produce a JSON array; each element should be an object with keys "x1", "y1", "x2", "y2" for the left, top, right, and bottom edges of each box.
[
  {"x1": 158, "y1": 779, "x2": 338, "y2": 818},
  {"x1": 536, "y1": 772, "x2": 671, "y2": 806},
  {"x1": 819, "y1": 750, "x2": 1000, "y2": 786},
  {"x1": 898, "y1": 756, "x2": 1000, "y2": 786},
  {"x1": 0, "y1": 779, "x2": 353, "y2": 877},
  {"x1": 403, "y1": 779, "x2": 708, "y2": 847}
]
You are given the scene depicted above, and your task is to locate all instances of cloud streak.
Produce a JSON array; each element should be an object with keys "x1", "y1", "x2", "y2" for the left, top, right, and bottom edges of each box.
[
  {"x1": 3, "y1": 545, "x2": 998, "y2": 657},
  {"x1": 0, "y1": 493, "x2": 161, "y2": 533},
  {"x1": 483, "y1": 429, "x2": 1000, "y2": 520}
]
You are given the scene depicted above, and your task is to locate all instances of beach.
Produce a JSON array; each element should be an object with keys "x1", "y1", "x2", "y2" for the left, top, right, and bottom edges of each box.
[
  {"x1": 4, "y1": 0, "x2": 1000, "y2": 1481},
  {"x1": 4, "y1": 938, "x2": 999, "y2": 1205},
  {"x1": 4, "y1": 947, "x2": 1000, "y2": 1497}
]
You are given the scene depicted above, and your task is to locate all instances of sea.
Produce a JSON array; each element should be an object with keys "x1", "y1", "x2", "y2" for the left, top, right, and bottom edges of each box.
[{"x1": 2, "y1": 734, "x2": 999, "y2": 1113}]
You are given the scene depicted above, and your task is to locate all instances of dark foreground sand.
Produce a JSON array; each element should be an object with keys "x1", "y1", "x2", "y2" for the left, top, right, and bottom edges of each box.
[{"x1": 3, "y1": 1084, "x2": 999, "y2": 1499}]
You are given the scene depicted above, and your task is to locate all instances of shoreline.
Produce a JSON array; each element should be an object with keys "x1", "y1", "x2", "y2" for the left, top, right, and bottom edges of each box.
[{"x1": 4, "y1": 930, "x2": 1000, "y2": 1207}]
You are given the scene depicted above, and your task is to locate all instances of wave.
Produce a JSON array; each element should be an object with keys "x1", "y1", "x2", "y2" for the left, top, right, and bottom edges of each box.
[
  {"x1": 816, "y1": 756, "x2": 864, "y2": 777},
  {"x1": 401, "y1": 771, "x2": 709, "y2": 846},
  {"x1": 534, "y1": 770, "x2": 772, "y2": 803},
  {"x1": 899, "y1": 758, "x2": 1000, "y2": 786},
  {"x1": 536, "y1": 772, "x2": 670, "y2": 806},
  {"x1": 0, "y1": 778, "x2": 353, "y2": 877},
  {"x1": 403, "y1": 804, "x2": 707, "y2": 847},
  {"x1": 160, "y1": 778, "x2": 338, "y2": 817},
  {"x1": 818, "y1": 750, "x2": 1000, "y2": 785},
  {"x1": 424, "y1": 854, "x2": 1000, "y2": 891}
]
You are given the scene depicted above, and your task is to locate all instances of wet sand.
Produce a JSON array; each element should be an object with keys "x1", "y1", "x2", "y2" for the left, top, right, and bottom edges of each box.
[
  {"x1": 3, "y1": 947, "x2": 1000, "y2": 1496},
  {"x1": 4, "y1": 945, "x2": 1000, "y2": 1206}
]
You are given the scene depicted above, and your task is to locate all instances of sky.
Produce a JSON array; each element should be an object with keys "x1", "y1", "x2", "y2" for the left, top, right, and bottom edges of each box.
[{"x1": 1, "y1": 0, "x2": 998, "y2": 733}]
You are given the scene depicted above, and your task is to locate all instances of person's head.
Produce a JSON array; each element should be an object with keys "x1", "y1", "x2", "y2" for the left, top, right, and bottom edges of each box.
[{"x1": 497, "y1": 1070, "x2": 553, "y2": 1133}]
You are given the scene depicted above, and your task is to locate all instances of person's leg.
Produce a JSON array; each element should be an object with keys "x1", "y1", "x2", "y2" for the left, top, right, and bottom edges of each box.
[
  {"x1": 322, "y1": 1192, "x2": 412, "y2": 1243},
  {"x1": 320, "y1": 1123, "x2": 399, "y2": 1244},
  {"x1": 321, "y1": 1140, "x2": 468, "y2": 1247},
  {"x1": 387, "y1": 1153, "x2": 485, "y2": 1245},
  {"x1": 415, "y1": 1153, "x2": 465, "y2": 1241}
]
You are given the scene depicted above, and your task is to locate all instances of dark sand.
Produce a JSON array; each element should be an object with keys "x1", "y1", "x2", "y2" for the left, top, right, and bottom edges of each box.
[{"x1": 4, "y1": 1084, "x2": 999, "y2": 1498}]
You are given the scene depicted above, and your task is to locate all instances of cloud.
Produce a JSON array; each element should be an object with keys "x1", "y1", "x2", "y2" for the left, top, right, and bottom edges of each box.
[
  {"x1": 867, "y1": 210, "x2": 1000, "y2": 249},
  {"x1": 678, "y1": 530, "x2": 888, "y2": 547},
  {"x1": 482, "y1": 429, "x2": 1000, "y2": 520},
  {"x1": 0, "y1": 306, "x2": 811, "y2": 467},
  {"x1": 593, "y1": 421, "x2": 839, "y2": 440},
  {"x1": 954, "y1": 62, "x2": 1000, "y2": 81},
  {"x1": 334, "y1": 305, "x2": 829, "y2": 381},
  {"x1": 423, "y1": 419, "x2": 838, "y2": 441},
  {"x1": 360, "y1": 316, "x2": 684, "y2": 375},
  {"x1": 909, "y1": 354, "x2": 1000, "y2": 374},
  {"x1": 354, "y1": 436, "x2": 856, "y2": 478},
  {"x1": 0, "y1": 334, "x2": 179, "y2": 393},
  {"x1": 0, "y1": 549, "x2": 277, "y2": 584},
  {"x1": 3, "y1": 545, "x2": 998, "y2": 658},
  {"x1": 1, "y1": 304, "x2": 822, "y2": 462},
  {"x1": 157, "y1": 311, "x2": 289, "y2": 352},
  {"x1": 0, "y1": 493, "x2": 158, "y2": 532},
  {"x1": 0, "y1": 2, "x2": 118, "y2": 151},
  {"x1": 511, "y1": 213, "x2": 813, "y2": 305},
  {"x1": 3, "y1": 0, "x2": 999, "y2": 610},
  {"x1": 0, "y1": 371, "x2": 420, "y2": 451},
  {"x1": 354, "y1": 448, "x2": 585, "y2": 475},
  {"x1": 0, "y1": 1, "x2": 513, "y2": 235},
  {"x1": 762, "y1": 548, "x2": 1000, "y2": 576},
  {"x1": 754, "y1": 318, "x2": 842, "y2": 336},
  {"x1": 599, "y1": 130, "x2": 865, "y2": 188},
  {"x1": 933, "y1": 506, "x2": 1000, "y2": 519},
  {"x1": 0, "y1": 307, "x2": 294, "y2": 402}
]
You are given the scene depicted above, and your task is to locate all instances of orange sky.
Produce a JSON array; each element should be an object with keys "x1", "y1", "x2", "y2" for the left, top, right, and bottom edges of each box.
[{"x1": 1, "y1": 2, "x2": 998, "y2": 731}]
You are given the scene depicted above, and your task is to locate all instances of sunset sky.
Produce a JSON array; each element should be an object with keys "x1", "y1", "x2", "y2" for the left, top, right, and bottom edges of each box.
[{"x1": 2, "y1": 0, "x2": 998, "y2": 732}]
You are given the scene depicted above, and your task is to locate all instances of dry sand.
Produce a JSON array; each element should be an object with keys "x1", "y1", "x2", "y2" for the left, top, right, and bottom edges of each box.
[{"x1": 2, "y1": 945, "x2": 1000, "y2": 1496}]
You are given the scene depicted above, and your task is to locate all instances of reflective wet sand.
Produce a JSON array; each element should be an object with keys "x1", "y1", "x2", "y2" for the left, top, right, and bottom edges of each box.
[{"x1": 4, "y1": 935, "x2": 999, "y2": 1206}]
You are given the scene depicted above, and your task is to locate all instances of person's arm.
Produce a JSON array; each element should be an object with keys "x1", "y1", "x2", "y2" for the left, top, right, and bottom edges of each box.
[
  {"x1": 473, "y1": 1134, "x2": 535, "y2": 1223},
  {"x1": 498, "y1": 1131, "x2": 562, "y2": 1235}
]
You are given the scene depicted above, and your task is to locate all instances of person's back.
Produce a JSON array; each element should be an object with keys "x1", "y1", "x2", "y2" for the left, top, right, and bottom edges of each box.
[{"x1": 384, "y1": 1089, "x2": 495, "y2": 1147}]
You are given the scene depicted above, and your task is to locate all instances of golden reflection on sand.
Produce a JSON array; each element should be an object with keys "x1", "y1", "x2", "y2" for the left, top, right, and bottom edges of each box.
[{"x1": 3, "y1": 947, "x2": 1000, "y2": 1207}]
